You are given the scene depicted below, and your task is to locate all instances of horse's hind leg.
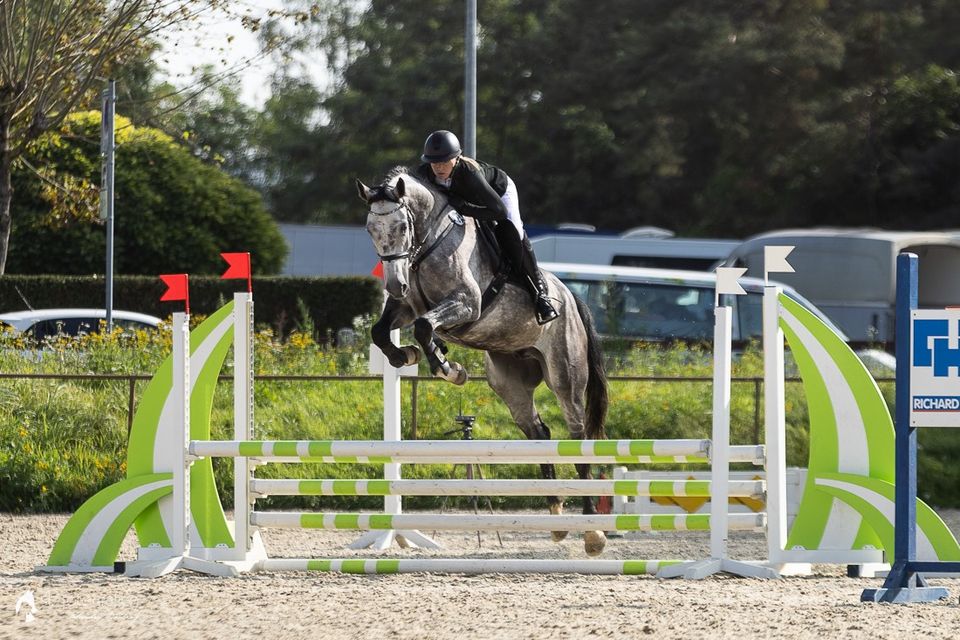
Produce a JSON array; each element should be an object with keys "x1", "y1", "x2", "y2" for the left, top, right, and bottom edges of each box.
[
  {"x1": 484, "y1": 352, "x2": 567, "y2": 538},
  {"x1": 541, "y1": 353, "x2": 607, "y2": 556}
]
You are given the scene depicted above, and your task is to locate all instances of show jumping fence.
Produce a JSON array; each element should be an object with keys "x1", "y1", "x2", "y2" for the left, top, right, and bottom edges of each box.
[{"x1": 41, "y1": 253, "x2": 960, "y2": 581}]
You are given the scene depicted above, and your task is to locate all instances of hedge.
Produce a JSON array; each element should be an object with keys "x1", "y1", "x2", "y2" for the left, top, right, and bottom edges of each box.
[{"x1": 0, "y1": 274, "x2": 383, "y2": 339}]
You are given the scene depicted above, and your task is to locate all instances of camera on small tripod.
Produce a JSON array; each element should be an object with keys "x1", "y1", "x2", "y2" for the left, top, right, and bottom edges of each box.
[
  {"x1": 435, "y1": 410, "x2": 502, "y2": 546},
  {"x1": 445, "y1": 413, "x2": 476, "y2": 441}
]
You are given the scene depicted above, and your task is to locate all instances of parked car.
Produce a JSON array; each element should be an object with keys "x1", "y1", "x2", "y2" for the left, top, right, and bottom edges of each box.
[
  {"x1": 0, "y1": 308, "x2": 161, "y2": 341},
  {"x1": 542, "y1": 262, "x2": 895, "y2": 376}
]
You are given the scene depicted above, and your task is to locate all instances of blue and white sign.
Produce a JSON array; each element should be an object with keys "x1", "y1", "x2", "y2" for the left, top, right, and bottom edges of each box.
[{"x1": 911, "y1": 309, "x2": 960, "y2": 427}]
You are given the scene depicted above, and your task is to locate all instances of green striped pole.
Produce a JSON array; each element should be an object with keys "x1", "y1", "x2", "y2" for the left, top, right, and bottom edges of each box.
[
  {"x1": 249, "y1": 512, "x2": 765, "y2": 532},
  {"x1": 249, "y1": 478, "x2": 764, "y2": 499},
  {"x1": 260, "y1": 558, "x2": 684, "y2": 575},
  {"x1": 193, "y1": 438, "x2": 710, "y2": 460}
]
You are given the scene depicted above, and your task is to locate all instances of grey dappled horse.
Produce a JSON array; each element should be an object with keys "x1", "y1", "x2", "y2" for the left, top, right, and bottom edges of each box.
[{"x1": 357, "y1": 167, "x2": 610, "y2": 555}]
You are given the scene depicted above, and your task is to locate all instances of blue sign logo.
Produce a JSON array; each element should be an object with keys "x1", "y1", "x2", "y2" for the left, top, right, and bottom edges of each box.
[{"x1": 913, "y1": 319, "x2": 960, "y2": 377}]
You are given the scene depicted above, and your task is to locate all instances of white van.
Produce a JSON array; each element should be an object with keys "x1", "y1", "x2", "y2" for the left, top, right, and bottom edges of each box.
[
  {"x1": 532, "y1": 233, "x2": 739, "y2": 272},
  {"x1": 721, "y1": 228, "x2": 960, "y2": 346},
  {"x1": 542, "y1": 262, "x2": 845, "y2": 346}
]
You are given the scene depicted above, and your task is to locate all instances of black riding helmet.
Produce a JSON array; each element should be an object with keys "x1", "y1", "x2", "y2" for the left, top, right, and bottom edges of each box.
[{"x1": 421, "y1": 130, "x2": 462, "y2": 163}]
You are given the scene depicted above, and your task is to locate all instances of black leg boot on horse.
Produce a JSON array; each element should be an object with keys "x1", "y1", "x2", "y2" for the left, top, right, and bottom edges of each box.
[{"x1": 494, "y1": 224, "x2": 559, "y2": 325}]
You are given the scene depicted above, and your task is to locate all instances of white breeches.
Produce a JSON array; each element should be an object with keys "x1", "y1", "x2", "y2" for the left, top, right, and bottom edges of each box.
[{"x1": 501, "y1": 177, "x2": 524, "y2": 237}]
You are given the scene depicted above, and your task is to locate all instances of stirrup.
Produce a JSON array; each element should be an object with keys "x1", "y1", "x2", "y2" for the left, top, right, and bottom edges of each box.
[{"x1": 535, "y1": 297, "x2": 559, "y2": 325}]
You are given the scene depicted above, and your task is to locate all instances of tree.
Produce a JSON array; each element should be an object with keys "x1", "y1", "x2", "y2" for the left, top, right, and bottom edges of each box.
[
  {"x1": 0, "y1": 1, "x2": 222, "y2": 273},
  {"x1": 8, "y1": 111, "x2": 287, "y2": 275}
]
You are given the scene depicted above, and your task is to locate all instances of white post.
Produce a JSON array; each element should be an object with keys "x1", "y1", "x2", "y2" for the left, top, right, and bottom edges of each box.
[
  {"x1": 764, "y1": 285, "x2": 788, "y2": 565},
  {"x1": 658, "y1": 277, "x2": 777, "y2": 579},
  {"x1": 124, "y1": 311, "x2": 196, "y2": 577},
  {"x1": 232, "y1": 292, "x2": 254, "y2": 558},
  {"x1": 171, "y1": 312, "x2": 190, "y2": 557},
  {"x1": 383, "y1": 328, "x2": 403, "y2": 516},
  {"x1": 351, "y1": 329, "x2": 440, "y2": 550},
  {"x1": 710, "y1": 305, "x2": 732, "y2": 560}
]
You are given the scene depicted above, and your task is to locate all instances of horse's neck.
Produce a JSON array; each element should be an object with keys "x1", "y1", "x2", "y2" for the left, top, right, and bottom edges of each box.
[{"x1": 409, "y1": 186, "x2": 447, "y2": 242}]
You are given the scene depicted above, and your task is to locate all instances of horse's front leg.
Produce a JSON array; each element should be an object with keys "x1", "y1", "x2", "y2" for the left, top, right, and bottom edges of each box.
[
  {"x1": 413, "y1": 295, "x2": 478, "y2": 385},
  {"x1": 371, "y1": 298, "x2": 420, "y2": 368}
]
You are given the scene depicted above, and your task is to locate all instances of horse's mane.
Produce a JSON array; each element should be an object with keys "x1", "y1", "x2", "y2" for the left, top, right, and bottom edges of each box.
[{"x1": 384, "y1": 165, "x2": 447, "y2": 215}]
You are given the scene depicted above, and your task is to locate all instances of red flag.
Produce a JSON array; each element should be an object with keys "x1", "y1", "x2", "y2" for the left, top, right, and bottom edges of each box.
[
  {"x1": 159, "y1": 274, "x2": 190, "y2": 314},
  {"x1": 371, "y1": 261, "x2": 384, "y2": 280},
  {"x1": 221, "y1": 252, "x2": 252, "y2": 292}
]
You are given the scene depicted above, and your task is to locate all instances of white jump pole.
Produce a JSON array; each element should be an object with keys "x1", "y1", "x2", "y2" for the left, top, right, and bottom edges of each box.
[
  {"x1": 172, "y1": 311, "x2": 190, "y2": 560},
  {"x1": 350, "y1": 328, "x2": 439, "y2": 550},
  {"x1": 126, "y1": 311, "x2": 212, "y2": 577},
  {"x1": 761, "y1": 246, "x2": 810, "y2": 575},
  {"x1": 661, "y1": 269, "x2": 777, "y2": 579},
  {"x1": 232, "y1": 292, "x2": 252, "y2": 557},
  {"x1": 226, "y1": 291, "x2": 268, "y2": 570}
]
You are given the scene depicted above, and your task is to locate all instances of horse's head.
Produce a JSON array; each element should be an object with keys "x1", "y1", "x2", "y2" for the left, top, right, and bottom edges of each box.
[{"x1": 357, "y1": 171, "x2": 441, "y2": 300}]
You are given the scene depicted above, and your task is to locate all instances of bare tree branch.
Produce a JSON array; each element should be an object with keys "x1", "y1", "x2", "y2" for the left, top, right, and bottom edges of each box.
[{"x1": 0, "y1": 0, "x2": 218, "y2": 273}]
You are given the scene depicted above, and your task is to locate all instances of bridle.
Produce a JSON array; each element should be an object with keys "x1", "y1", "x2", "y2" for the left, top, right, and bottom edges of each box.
[
  {"x1": 370, "y1": 200, "x2": 417, "y2": 263},
  {"x1": 369, "y1": 194, "x2": 462, "y2": 271}
]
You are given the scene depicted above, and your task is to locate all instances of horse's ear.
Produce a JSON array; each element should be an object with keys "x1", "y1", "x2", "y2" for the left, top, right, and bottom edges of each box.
[
  {"x1": 395, "y1": 177, "x2": 406, "y2": 198},
  {"x1": 356, "y1": 179, "x2": 374, "y2": 203}
]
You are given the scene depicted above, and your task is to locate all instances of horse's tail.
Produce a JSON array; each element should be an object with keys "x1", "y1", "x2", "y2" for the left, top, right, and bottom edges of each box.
[{"x1": 574, "y1": 295, "x2": 608, "y2": 440}]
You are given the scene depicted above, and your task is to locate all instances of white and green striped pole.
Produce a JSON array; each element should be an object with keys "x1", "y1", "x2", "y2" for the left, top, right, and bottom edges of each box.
[
  {"x1": 260, "y1": 558, "x2": 680, "y2": 576},
  {"x1": 249, "y1": 478, "x2": 765, "y2": 498},
  {"x1": 249, "y1": 512, "x2": 766, "y2": 532},
  {"x1": 190, "y1": 438, "x2": 716, "y2": 461}
]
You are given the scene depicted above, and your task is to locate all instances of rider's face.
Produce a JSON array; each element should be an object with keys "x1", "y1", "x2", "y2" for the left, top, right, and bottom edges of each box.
[{"x1": 430, "y1": 158, "x2": 457, "y2": 181}]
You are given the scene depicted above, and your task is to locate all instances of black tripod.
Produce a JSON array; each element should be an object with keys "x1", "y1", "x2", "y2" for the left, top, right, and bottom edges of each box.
[{"x1": 437, "y1": 413, "x2": 502, "y2": 547}]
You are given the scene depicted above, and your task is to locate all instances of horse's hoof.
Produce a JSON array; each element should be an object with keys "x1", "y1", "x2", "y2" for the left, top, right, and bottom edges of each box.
[
  {"x1": 584, "y1": 530, "x2": 607, "y2": 556},
  {"x1": 437, "y1": 362, "x2": 468, "y2": 385},
  {"x1": 400, "y1": 345, "x2": 421, "y2": 365},
  {"x1": 549, "y1": 502, "x2": 568, "y2": 542},
  {"x1": 450, "y1": 363, "x2": 468, "y2": 386}
]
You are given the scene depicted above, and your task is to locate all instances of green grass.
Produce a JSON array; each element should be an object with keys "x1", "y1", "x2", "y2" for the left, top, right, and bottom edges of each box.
[{"x1": 1, "y1": 322, "x2": 957, "y2": 511}]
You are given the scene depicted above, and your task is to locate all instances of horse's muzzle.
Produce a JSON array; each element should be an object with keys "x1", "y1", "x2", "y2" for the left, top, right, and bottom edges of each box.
[
  {"x1": 386, "y1": 281, "x2": 409, "y2": 299},
  {"x1": 382, "y1": 260, "x2": 411, "y2": 299}
]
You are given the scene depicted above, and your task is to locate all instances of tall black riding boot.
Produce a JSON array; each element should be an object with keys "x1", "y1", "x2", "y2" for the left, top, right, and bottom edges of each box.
[
  {"x1": 494, "y1": 224, "x2": 559, "y2": 325},
  {"x1": 520, "y1": 235, "x2": 559, "y2": 325}
]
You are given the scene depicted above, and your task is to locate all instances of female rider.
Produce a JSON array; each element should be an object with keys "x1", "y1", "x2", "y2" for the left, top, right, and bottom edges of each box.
[{"x1": 413, "y1": 130, "x2": 559, "y2": 325}]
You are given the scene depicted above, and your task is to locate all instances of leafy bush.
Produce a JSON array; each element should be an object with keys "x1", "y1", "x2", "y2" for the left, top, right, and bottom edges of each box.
[{"x1": 8, "y1": 112, "x2": 287, "y2": 276}]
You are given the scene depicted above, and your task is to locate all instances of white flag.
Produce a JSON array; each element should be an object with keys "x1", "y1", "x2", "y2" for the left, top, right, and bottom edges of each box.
[
  {"x1": 715, "y1": 267, "x2": 747, "y2": 296},
  {"x1": 764, "y1": 245, "x2": 795, "y2": 275}
]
